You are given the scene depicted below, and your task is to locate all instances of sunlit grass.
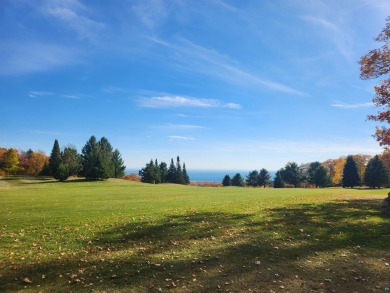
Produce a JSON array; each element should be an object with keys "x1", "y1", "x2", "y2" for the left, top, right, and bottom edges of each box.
[{"x1": 0, "y1": 177, "x2": 389, "y2": 292}]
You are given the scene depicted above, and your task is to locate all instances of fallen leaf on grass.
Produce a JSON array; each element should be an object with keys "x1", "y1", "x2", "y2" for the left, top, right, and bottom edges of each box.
[{"x1": 22, "y1": 277, "x2": 32, "y2": 284}]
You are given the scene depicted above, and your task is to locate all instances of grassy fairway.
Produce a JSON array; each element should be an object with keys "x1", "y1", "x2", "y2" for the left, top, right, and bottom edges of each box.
[{"x1": 0, "y1": 177, "x2": 389, "y2": 292}]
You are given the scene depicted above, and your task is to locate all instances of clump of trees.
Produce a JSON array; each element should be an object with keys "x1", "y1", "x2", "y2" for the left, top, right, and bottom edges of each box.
[
  {"x1": 0, "y1": 147, "x2": 50, "y2": 176},
  {"x1": 0, "y1": 136, "x2": 126, "y2": 181},
  {"x1": 49, "y1": 136, "x2": 125, "y2": 181},
  {"x1": 272, "y1": 154, "x2": 388, "y2": 189},
  {"x1": 139, "y1": 156, "x2": 190, "y2": 185},
  {"x1": 220, "y1": 152, "x2": 390, "y2": 189},
  {"x1": 222, "y1": 168, "x2": 271, "y2": 187}
]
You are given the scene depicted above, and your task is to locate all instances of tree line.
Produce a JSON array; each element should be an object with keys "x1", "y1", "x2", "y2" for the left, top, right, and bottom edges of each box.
[
  {"x1": 0, "y1": 148, "x2": 50, "y2": 176},
  {"x1": 222, "y1": 169, "x2": 271, "y2": 187},
  {"x1": 222, "y1": 153, "x2": 389, "y2": 189},
  {"x1": 139, "y1": 156, "x2": 190, "y2": 185},
  {"x1": 0, "y1": 136, "x2": 126, "y2": 181},
  {"x1": 49, "y1": 136, "x2": 126, "y2": 181}
]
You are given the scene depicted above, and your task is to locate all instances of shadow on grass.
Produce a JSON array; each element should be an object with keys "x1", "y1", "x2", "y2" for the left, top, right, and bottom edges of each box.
[{"x1": 2, "y1": 199, "x2": 390, "y2": 292}]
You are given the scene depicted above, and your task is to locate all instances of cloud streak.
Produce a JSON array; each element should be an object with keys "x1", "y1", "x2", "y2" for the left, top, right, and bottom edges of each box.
[
  {"x1": 28, "y1": 91, "x2": 82, "y2": 99},
  {"x1": 139, "y1": 95, "x2": 241, "y2": 109},
  {"x1": 331, "y1": 102, "x2": 373, "y2": 109},
  {"x1": 41, "y1": 0, "x2": 105, "y2": 41},
  {"x1": 168, "y1": 135, "x2": 195, "y2": 141},
  {"x1": 0, "y1": 42, "x2": 81, "y2": 75},
  {"x1": 148, "y1": 37, "x2": 306, "y2": 96}
]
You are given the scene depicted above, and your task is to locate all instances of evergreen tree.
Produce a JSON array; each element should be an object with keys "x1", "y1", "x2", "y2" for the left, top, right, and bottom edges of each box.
[
  {"x1": 222, "y1": 175, "x2": 231, "y2": 186},
  {"x1": 231, "y1": 173, "x2": 245, "y2": 187},
  {"x1": 49, "y1": 139, "x2": 62, "y2": 177},
  {"x1": 342, "y1": 155, "x2": 361, "y2": 188},
  {"x1": 281, "y1": 162, "x2": 302, "y2": 187},
  {"x1": 139, "y1": 159, "x2": 160, "y2": 184},
  {"x1": 307, "y1": 162, "x2": 330, "y2": 188},
  {"x1": 62, "y1": 146, "x2": 82, "y2": 177},
  {"x1": 273, "y1": 170, "x2": 284, "y2": 188},
  {"x1": 81, "y1": 136, "x2": 103, "y2": 180},
  {"x1": 154, "y1": 159, "x2": 161, "y2": 183},
  {"x1": 258, "y1": 168, "x2": 271, "y2": 188},
  {"x1": 112, "y1": 149, "x2": 126, "y2": 178},
  {"x1": 159, "y1": 162, "x2": 168, "y2": 183},
  {"x1": 175, "y1": 156, "x2": 184, "y2": 184},
  {"x1": 182, "y1": 163, "x2": 190, "y2": 185},
  {"x1": 56, "y1": 163, "x2": 69, "y2": 182},
  {"x1": 166, "y1": 158, "x2": 176, "y2": 183},
  {"x1": 246, "y1": 170, "x2": 259, "y2": 187},
  {"x1": 98, "y1": 137, "x2": 114, "y2": 179},
  {"x1": 364, "y1": 155, "x2": 388, "y2": 188}
]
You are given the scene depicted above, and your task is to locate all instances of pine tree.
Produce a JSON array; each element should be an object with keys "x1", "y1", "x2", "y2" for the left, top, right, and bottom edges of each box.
[
  {"x1": 231, "y1": 173, "x2": 245, "y2": 187},
  {"x1": 246, "y1": 170, "x2": 259, "y2": 187},
  {"x1": 99, "y1": 137, "x2": 114, "y2": 179},
  {"x1": 307, "y1": 162, "x2": 330, "y2": 188},
  {"x1": 81, "y1": 136, "x2": 102, "y2": 180},
  {"x1": 182, "y1": 163, "x2": 190, "y2": 185},
  {"x1": 222, "y1": 175, "x2": 231, "y2": 186},
  {"x1": 273, "y1": 170, "x2": 284, "y2": 188},
  {"x1": 281, "y1": 162, "x2": 302, "y2": 187},
  {"x1": 159, "y1": 162, "x2": 168, "y2": 183},
  {"x1": 49, "y1": 139, "x2": 62, "y2": 178},
  {"x1": 112, "y1": 149, "x2": 126, "y2": 178},
  {"x1": 175, "y1": 156, "x2": 184, "y2": 184},
  {"x1": 342, "y1": 155, "x2": 361, "y2": 188},
  {"x1": 166, "y1": 159, "x2": 176, "y2": 183},
  {"x1": 258, "y1": 168, "x2": 271, "y2": 188},
  {"x1": 139, "y1": 159, "x2": 160, "y2": 184},
  {"x1": 364, "y1": 155, "x2": 388, "y2": 188},
  {"x1": 62, "y1": 146, "x2": 82, "y2": 177}
]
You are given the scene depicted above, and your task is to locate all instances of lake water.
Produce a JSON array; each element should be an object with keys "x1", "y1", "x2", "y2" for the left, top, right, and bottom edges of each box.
[{"x1": 126, "y1": 169, "x2": 276, "y2": 182}]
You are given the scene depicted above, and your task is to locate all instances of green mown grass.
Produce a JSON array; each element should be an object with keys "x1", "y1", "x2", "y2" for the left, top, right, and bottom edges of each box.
[{"x1": 0, "y1": 177, "x2": 389, "y2": 292}]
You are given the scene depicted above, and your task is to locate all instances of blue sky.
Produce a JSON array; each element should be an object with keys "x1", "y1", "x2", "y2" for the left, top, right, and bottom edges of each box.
[{"x1": 1, "y1": 0, "x2": 390, "y2": 170}]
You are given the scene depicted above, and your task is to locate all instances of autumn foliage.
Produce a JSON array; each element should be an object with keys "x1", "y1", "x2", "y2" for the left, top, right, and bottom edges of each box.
[
  {"x1": 123, "y1": 173, "x2": 141, "y2": 182},
  {"x1": 0, "y1": 148, "x2": 49, "y2": 176},
  {"x1": 359, "y1": 17, "x2": 390, "y2": 146}
]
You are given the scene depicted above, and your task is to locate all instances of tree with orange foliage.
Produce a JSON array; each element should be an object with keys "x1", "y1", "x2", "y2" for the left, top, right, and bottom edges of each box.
[
  {"x1": 359, "y1": 17, "x2": 390, "y2": 146},
  {"x1": 322, "y1": 157, "x2": 346, "y2": 186},
  {"x1": 26, "y1": 152, "x2": 49, "y2": 176}
]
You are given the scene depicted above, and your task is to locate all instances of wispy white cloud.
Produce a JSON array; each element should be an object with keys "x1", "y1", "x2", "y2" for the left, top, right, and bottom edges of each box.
[
  {"x1": 131, "y1": 0, "x2": 168, "y2": 30},
  {"x1": 359, "y1": 0, "x2": 390, "y2": 16},
  {"x1": 300, "y1": 15, "x2": 354, "y2": 61},
  {"x1": 331, "y1": 102, "x2": 373, "y2": 109},
  {"x1": 139, "y1": 95, "x2": 241, "y2": 109},
  {"x1": 28, "y1": 91, "x2": 54, "y2": 98},
  {"x1": 148, "y1": 37, "x2": 306, "y2": 96},
  {"x1": 41, "y1": 0, "x2": 105, "y2": 41},
  {"x1": 28, "y1": 91, "x2": 82, "y2": 100},
  {"x1": 168, "y1": 135, "x2": 195, "y2": 141},
  {"x1": 0, "y1": 42, "x2": 81, "y2": 75},
  {"x1": 225, "y1": 103, "x2": 242, "y2": 109}
]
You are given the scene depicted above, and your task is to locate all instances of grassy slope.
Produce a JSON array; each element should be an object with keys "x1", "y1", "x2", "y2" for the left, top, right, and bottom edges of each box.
[{"x1": 0, "y1": 177, "x2": 389, "y2": 292}]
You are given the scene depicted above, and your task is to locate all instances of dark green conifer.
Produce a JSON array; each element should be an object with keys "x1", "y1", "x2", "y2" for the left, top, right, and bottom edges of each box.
[
  {"x1": 342, "y1": 155, "x2": 361, "y2": 188},
  {"x1": 49, "y1": 139, "x2": 62, "y2": 179},
  {"x1": 222, "y1": 175, "x2": 231, "y2": 186},
  {"x1": 364, "y1": 155, "x2": 388, "y2": 188}
]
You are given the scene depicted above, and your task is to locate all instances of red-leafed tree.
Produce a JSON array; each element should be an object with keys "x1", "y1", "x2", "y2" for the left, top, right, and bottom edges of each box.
[{"x1": 359, "y1": 17, "x2": 390, "y2": 146}]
